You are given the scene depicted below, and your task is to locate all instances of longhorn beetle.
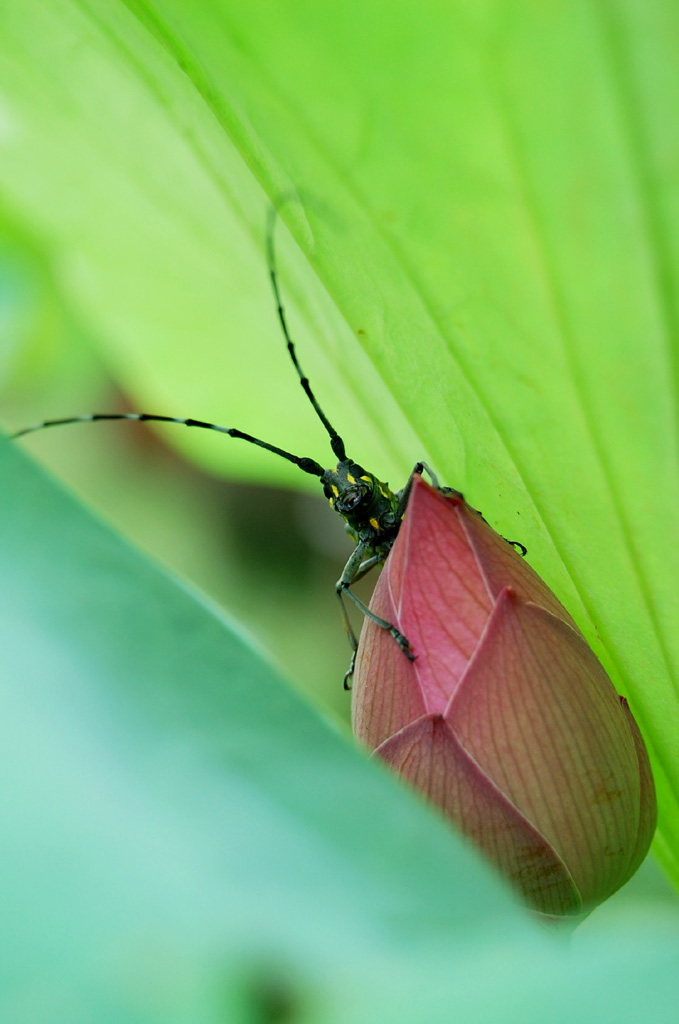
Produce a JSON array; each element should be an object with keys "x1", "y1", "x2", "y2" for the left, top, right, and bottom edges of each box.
[{"x1": 13, "y1": 210, "x2": 525, "y2": 688}]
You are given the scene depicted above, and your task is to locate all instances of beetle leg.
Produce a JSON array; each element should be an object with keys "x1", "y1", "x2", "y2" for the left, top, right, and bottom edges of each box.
[
  {"x1": 335, "y1": 545, "x2": 365, "y2": 665},
  {"x1": 336, "y1": 545, "x2": 414, "y2": 690},
  {"x1": 351, "y1": 553, "x2": 383, "y2": 584},
  {"x1": 336, "y1": 551, "x2": 384, "y2": 690},
  {"x1": 395, "y1": 461, "x2": 459, "y2": 520}
]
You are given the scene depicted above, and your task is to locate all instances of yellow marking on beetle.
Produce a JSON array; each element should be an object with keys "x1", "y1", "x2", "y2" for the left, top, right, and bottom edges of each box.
[
  {"x1": 379, "y1": 486, "x2": 389, "y2": 498},
  {"x1": 369, "y1": 517, "x2": 380, "y2": 530},
  {"x1": 346, "y1": 472, "x2": 356, "y2": 484},
  {"x1": 331, "y1": 484, "x2": 339, "y2": 497},
  {"x1": 360, "y1": 475, "x2": 372, "y2": 483},
  {"x1": 328, "y1": 497, "x2": 334, "y2": 508}
]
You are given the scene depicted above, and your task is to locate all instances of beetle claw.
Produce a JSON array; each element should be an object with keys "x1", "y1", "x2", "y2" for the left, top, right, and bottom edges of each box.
[{"x1": 391, "y1": 628, "x2": 415, "y2": 660}]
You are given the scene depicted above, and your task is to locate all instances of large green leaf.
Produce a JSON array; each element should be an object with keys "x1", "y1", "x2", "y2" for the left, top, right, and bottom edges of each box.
[{"x1": 0, "y1": 0, "x2": 677, "y2": 897}]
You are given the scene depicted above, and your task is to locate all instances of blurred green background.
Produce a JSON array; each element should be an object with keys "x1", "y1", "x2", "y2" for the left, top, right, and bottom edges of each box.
[{"x1": 1, "y1": 248, "x2": 359, "y2": 723}]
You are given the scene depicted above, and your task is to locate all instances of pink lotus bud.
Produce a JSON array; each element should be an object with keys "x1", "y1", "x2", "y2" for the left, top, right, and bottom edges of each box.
[{"x1": 352, "y1": 476, "x2": 656, "y2": 917}]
